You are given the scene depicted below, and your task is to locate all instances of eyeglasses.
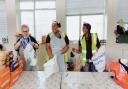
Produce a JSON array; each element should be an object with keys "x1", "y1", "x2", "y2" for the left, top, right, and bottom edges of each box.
[{"x1": 22, "y1": 31, "x2": 28, "y2": 33}]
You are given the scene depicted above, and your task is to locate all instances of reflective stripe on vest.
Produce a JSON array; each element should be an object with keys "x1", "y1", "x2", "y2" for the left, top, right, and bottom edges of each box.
[
  {"x1": 44, "y1": 55, "x2": 49, "y2": 62},
  {"x1": 81, "y1": 33, "x2": 97, "y2": 60},
  {"x1": 64, "y1": 53, "x2": 69, "y2": 63}
]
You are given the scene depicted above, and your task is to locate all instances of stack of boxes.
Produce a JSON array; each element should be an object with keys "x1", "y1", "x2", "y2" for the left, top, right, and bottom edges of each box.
[
  {"x1": 0, "y1": 52, "x2": 24, "y2": 89},
  {"x1": 10, "y1": 59, "x2": 24, "y2": 87}
]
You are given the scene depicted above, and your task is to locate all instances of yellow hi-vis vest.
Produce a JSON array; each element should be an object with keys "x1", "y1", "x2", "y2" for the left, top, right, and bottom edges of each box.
[
  {"x1": 80, "y1": 33, "x2": 97, "y2": 66},
  {"x1": 49, "y1": 31, "x2": 69, "y2": 63}
]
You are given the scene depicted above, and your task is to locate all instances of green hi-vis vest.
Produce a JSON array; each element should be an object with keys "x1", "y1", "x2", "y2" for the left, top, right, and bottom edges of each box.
[
  {"x1": 44, "y1": 55, "x2": 49, "y2": 62},
  {"x1": 80, "y1": 33, "x2": 97, "y2": 66},
  {"x1": 49, "y1": 31, "x2": 69, "y2": 63}
]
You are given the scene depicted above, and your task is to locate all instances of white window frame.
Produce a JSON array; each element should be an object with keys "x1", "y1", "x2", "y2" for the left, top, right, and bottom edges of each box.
[
  {"x1": 66, "y1": 14, "x2": 106, "y2": 42},
  {"x1": 18, "y1": 0, "x2": 56, "y2": 43}
]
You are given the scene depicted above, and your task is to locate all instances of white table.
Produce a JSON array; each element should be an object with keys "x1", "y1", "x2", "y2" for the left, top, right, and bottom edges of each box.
[
  {"x1": 61, "y1": 72, "x2": 122, "y2": 89},
  {"x1": 11, "y1": 71, "x2": 122, "y2": 89}
]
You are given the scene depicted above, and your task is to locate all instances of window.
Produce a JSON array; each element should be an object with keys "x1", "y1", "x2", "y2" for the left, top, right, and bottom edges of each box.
[
  {"x1": 81, "y1": 15, "x2": 104, "y2": 40},
  {"x1": 67, "y1": 16, "x2": 80, "y2": 41},
  {"x1": 21, "y1": 11, "x2": 34, "y2": 36},
  {"x1": 35, "y1": 10, "x2": 56, "y2": 42},
  {"x1": 20, "y1": 1, "x2": 34, "y2": 10},
  {"x1": 19, "y1": 0, "x2": 56, "y2": 43},
  {"x1": 67, "y1": 15, "x2": 105, "y2": 41},
  {"x1": 35, "y1": 1, "x2": 55, "y2": 9}
]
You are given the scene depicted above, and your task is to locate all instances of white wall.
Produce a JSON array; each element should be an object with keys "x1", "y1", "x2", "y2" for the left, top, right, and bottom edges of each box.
[
  {"x1": 56, "y1": 0, "x2": 66, "y2": 31},
  {"x1": 0, "y1": 0, "x2": 8, "y2": 44},
  {"x1": 106, "y1": 0, "x2": 128, "y2": 60},
  {"x1": 117, "y1": 0, "x2": 128, "y2": 22},
  {"x1": 5, "y1": 0, "x2": 17, "y2": 51}
]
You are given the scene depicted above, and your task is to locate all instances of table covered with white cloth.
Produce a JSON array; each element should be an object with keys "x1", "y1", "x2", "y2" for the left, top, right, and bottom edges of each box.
[{"x1": 11, "y1": 71, "x2": 122, "y2": 89}]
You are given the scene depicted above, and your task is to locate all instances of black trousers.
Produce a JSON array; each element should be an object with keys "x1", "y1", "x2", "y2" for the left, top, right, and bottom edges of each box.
[{"x1": 81, "y1": 60, "x2": 96, "y2": 72}]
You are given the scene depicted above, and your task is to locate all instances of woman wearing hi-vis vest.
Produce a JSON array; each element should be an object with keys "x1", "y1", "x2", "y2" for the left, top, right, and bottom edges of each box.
[
  {"x1": 73, "y1": 23, "x2": 101, "y2": 72},
  {"x1": 46, "y1": 21, "x2": 69, "y2": 72}
]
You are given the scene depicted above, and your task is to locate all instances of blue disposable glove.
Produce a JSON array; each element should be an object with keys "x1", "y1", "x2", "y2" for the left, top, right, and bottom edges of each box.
[{"x1": 20, "y1": 38, "x2": 28, "y2": 48}]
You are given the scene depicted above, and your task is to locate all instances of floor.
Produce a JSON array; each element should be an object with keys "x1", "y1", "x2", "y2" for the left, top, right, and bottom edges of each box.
[{"x1": 11, "y1": 71, "x2": 123, "y2": 89}]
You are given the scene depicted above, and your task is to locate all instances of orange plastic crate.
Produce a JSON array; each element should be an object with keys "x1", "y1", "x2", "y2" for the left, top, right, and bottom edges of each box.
[
  {"x1": 10, "y1": 67, "x2": 20, "y2": 87},
  {"x1": 0, "y1": 67, "x2": 10, "y2": 89},
  {"x1": 10, "y1": 59, "x2": 24, "y2": 86},
  {"x1": 0, "y1": 59, "x2": 24, "y2": 89},
  {"x1": 18, "y1": 59, "x2": 24, "y2": 75},
  {"x1": 0, "y1": 79, "x2": 10, "y2": 89},
  {"x1": 18, "y1": 66, "x2": 23, "y2": 76},
  {"x1": 19, "y1": 59, "x2": 24, "y2": 68}
]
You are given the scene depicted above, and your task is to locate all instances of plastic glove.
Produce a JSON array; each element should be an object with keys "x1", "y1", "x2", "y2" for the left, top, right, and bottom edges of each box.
[
  {"x1": 29, "y1": 42, "x2": 35, "y2": 47},
  {"x1": 20, "y1": 38, "x2": 27, "y2": 48}
]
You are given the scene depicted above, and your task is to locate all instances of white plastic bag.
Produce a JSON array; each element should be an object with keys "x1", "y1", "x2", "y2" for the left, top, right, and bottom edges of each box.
[
  {"x1": 44, "y1": 56, "x2": 59, "y2": 78},
  {"x1": 92, "y1": 46, "x2": 106, "y2": 72},
  {"x1": 23, "y1": 43, "x2": 37, "y2": 66}
]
